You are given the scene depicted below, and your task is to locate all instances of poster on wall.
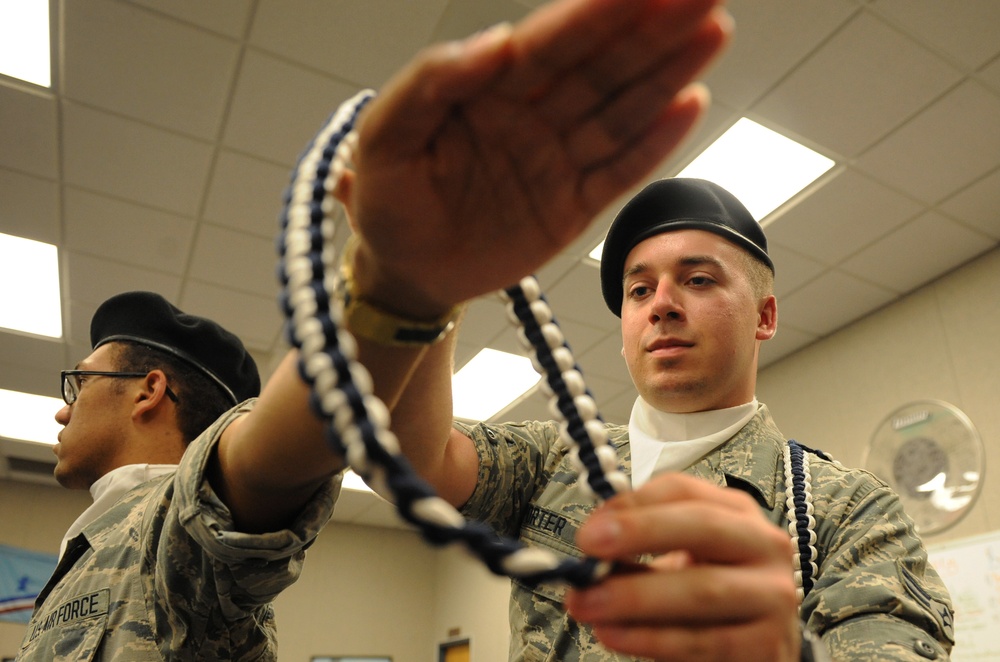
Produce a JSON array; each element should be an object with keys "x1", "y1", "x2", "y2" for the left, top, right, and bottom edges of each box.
[
  {"x1": 0, "y1": 545, "x2": 57, "y2": 624},
  {"x1": 928, "y1": 531, "x2": 1000, "y2": 661}
]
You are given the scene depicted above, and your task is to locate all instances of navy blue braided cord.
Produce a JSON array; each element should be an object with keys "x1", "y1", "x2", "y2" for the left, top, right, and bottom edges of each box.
[
  {"x1": 787, "y1": 440, "x2": 817, "y2": 597},
  {"x1": 276, "y1": 90, "x2": 620, "y2": 588},
  {"x1": 503, "y1": 284, "x2": 617, "y2": 500}
]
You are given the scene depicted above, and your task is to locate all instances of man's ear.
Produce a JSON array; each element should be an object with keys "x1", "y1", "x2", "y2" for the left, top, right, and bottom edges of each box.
[
  {"x1": 133, "y1": 370, "x2": 172, "y2": 416},
  {"x1": 756, "y1": 295, "x2": 777, "y2": 341}
]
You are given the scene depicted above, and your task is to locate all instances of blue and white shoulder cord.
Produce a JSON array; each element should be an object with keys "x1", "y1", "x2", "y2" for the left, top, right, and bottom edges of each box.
[{"x1": 278, "y1": 89, "x2": 820, "y2": 596}]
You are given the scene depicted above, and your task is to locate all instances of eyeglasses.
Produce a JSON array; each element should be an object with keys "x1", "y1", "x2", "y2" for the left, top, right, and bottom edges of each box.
[{"x1": 60, "y1": 370, "x2": 179, "y2": 405}]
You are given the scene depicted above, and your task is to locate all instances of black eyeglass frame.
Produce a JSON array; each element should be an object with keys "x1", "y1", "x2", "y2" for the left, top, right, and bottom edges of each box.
[{"x1": 60, "y1": 370, "x2": 179, "y2": 405}]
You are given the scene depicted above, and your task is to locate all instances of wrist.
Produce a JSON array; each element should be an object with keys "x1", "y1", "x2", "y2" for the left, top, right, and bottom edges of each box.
[
  {"x1": 348, "y1": 237, "x2": 456, "y2": 321},
  {"x1": 339, "y1": 237, "x2": 463, "y2": 346}
]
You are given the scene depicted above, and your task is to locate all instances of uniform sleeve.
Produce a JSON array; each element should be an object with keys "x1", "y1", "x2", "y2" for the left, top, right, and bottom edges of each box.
[
  {"x1": 804, "y1": 467, "x2": 955, "y2": 661},
  {"x1": 166, "y1": 400, "x2": 341, "y2": 620},
  {"x1": 455, "y1": 420, "x2": 563, "y2": 539}
]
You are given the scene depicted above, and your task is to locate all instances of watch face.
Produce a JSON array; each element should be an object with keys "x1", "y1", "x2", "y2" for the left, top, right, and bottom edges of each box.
[{"x1": 863, "y1": 401, "x2": 984, "y2": 535}]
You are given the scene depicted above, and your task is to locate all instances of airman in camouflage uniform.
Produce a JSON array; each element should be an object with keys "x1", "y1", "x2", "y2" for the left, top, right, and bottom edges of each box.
[
  {"x1": 18, "y1": 403, "x2": 340, "y2": 661},
  {"x1": 18, "y1": 292, "x2": 344, "y2": 661},
  {"x1": 458, "y1": 405, "x2": 955, "y2": 661}
]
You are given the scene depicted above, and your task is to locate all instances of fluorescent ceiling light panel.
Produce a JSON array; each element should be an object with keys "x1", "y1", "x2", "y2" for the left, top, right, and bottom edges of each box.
[
  {"x1": 0, "y1": 232, "x2": 62, "y2": 338},
  {"x1": 0, "y1": 0, "x2": 51, "y2": 87},
  {"x1": 0, "y1": 389, "x2": 63, "y2": 445},
  {"x1": 342, "y1": 469, "x2": 374, "y2": 493},
  {"x1": 586, "y1": 118, "x2": 834, "y2": 264},
  {"x1": 453, "y1": 349, "x2": 539, "y2": 420},
  {"x1": 677, "y1": 118, "x2": 834, "y2": 220},
  {"x1": 588, "y1": 241, "x2": 604, "y2": 262}
]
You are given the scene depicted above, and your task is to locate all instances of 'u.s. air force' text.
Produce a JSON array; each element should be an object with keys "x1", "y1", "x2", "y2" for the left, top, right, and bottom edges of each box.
[{"x1": 25, "y1": 588, "x2": 109, "y2": 644}]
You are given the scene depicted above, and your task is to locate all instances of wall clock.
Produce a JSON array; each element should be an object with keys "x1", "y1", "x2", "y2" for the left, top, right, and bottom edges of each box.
[{"x1": 862, "y1": 400, "x2": 984, "y2": 535}]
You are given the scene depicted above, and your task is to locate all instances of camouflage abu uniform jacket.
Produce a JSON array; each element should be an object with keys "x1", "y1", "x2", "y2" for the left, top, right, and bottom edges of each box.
[
  {"x1": 457, "y1": 404, "x2": 955, "y2": 662},
  {"x1": 17, "y1": 401, "x2": 340, "y2": 662}
]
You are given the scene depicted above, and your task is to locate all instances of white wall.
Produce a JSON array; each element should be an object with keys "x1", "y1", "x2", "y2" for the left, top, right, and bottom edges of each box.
[{"x1": 758, "y1": 246, "x2": 1000, "y2": 545}]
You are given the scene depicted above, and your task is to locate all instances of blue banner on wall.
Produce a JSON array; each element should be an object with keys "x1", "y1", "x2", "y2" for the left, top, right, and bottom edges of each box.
[{"x1": 0, "y1": 544, "x2": 57, "y2": 624}]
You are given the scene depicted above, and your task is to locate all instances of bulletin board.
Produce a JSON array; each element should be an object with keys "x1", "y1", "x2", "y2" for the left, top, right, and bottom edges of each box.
[{"x1": 927, "y1": 530, "x2": 1000, "y2": 661}]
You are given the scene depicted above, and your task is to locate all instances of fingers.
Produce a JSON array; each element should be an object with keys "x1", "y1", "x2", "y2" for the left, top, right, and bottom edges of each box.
[
  {"x1": 495, "y1": 0, "x2": 725, "y2": 102},
  {"x1": 566, "y1": 563, "x2": 796, "y2": 624},
  {"x1": 575, "y1": 473, "x2": 790, "y2": 564},
  {"x1": 564, "y1": 473, "x2": 802, "y2": 661},
  {"x1": 583, "y1": 618, "x2": 801, "y2": 662}
]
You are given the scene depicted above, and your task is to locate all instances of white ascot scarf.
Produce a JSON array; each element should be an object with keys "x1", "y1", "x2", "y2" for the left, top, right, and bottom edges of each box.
[
  {"x1": 628, "y1": 397, "x2": 758, "y2": 489},
  {"x1": 59, "y1": 463, "x2": 177, "y2": 558}
]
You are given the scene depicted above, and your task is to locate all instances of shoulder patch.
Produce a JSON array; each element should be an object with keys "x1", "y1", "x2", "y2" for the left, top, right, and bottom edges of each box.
[{"x1": 899, "y1": 562, "x2": 954, "y2": 642}]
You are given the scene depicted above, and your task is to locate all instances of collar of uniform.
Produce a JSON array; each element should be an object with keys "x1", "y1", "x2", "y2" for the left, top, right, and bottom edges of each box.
[{"x1": 694, "y1": 404, "x2": 786, "y2": 510}]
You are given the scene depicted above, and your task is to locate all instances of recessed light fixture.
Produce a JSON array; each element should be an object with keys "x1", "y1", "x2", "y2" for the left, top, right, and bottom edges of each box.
[
  {"x1": 0, "y1": 389, "x2": 63, "y2": 445},
  {"x1": 0, "y1": 232, "x2": 62, "y2": 338},
  {"x1": 587, "y1": 118, "x2": 834, "y2": 263},
  {"x1": 0, "y1": 0, "x2": 51, "y2": 87},
  {"x1": 676, "y1": 117, "x2": 834, "y2": 219},
  {"x1": 453, "y1": 349, "x2": 539, "y2": 421},
  {"x1": 342, "y1": 470, "x2": 374, "y2": 493}
]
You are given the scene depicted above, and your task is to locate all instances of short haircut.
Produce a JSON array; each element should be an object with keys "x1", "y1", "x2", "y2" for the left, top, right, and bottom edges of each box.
[
  {"x1": 110, "y1": 341, "x2": 233, "y2": 443},
  {"x1": 737, "y1": 249, "x2": 775, "y2": 301}
]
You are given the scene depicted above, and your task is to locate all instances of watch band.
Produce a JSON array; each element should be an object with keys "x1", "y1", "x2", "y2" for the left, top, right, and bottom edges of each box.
[{"x1": 337, "y1": 238, "x2": 461, "y2": 346}]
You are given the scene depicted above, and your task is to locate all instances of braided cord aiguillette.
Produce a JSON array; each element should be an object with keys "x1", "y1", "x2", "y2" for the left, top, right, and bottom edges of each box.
[{"x1": 277, "y1": 90, "x2": 624, "y2": 587}]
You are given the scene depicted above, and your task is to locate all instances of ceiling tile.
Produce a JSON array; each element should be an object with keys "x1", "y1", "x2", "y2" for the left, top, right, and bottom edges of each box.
[
  {"x1": 430, "y1": 0, "x2": 530, "y2": 43},
  {"x1": 856, "y1": 80, "x2": 1000, "y2": 204},
  {"x1": 64, "y1": 253, "x2": 181, "y2": 319},
  {"x1": 869, "y1": 0, "x2": 1000, "y2": 69},
  {"x1": 204, "y1": 150, "x2": 292, "y2": 238},
  {"x1": 767, "y1": 168, "x2": 923, "y2": 265},
  {"x1": 0, "y1": 355, "x2": 64, "y2": 397},
  {"x1": 124, "y1": 0, "x2": 253, "y2": 39},
  {"x1": 63, "y1": 0, "x2": 240, "y2": 140},
  {"x1": 223, "y1": 50, "x2": 361, "y2": 165},
  {"x1": 63, "y1": 189, "x2": 195, "y2": 274},
  {"x1": 751, "y1": 12, "x2": 962, "y2": 157},
  {"x1": 543, "y1": 262, "x2": 612, "y2": 328},
  {"x1": 577, "y1": 332, "x2": 632, "y2": 384},
  {"x1": 179, "y1": 281, "x2": 282, "y2": 351},
  {"x1": 188, "y1": 223, "x2": 281, "y2": 296},
  {"x1": 61, "y1": 102, "x2": 213, "y2": 215},
  {"x1": 777, "y1": 270, "x2": 897, "y2": 335},
  {"x1": 766, "y1": 245, "x2": 827, "y2": 298},
  {"x1": 0, "y1": 84, "x2": 58, "y2": 178},
  {"x1": 840, "y1": 211, "x2": 996, "y2": 292},
  {"x1": 939, "y1": 167, "x2": 1000, "y2": 239},
  {"x1": 0, "y1": 333, "x2": 65, "y2": 389},
  {"x1": 65, "y1": 299, "x2": 102, "y2": 354},
  {"x1": 553, "y1": 319, "x2": 614, "y2": 360},
  {"x1": 705, "y1": 0, "x2": 858, "y2": 110},
  {"x1": 759, "y1": 324, "x2": 818, "y2": 368},
  {"x1": 0, "y1": 169, "x2": 60, "y2": 244},
  {"x1": 250, "y1": 0, "x2": 451, "y2": 88},
  {"x1": 979, "y1": 56, "x2": 1000, "y2": 94},
  {"x1": 600, "y1": 388, "x2": 638, "y2": 427}
]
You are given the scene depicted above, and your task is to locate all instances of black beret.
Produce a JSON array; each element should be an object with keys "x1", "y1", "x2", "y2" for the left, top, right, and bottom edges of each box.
[
  {"x1": 600, "y1": 178, "x2": 774, "y2": 317},
  {"x1": 90, "y1": 291, "x2": 260, "y2": 404}
]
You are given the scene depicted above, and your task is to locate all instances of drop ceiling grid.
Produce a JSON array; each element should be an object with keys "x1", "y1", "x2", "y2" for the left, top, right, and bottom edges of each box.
[{"x1": 0, "y1": 0, "x2": 997, "y2": 493}]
